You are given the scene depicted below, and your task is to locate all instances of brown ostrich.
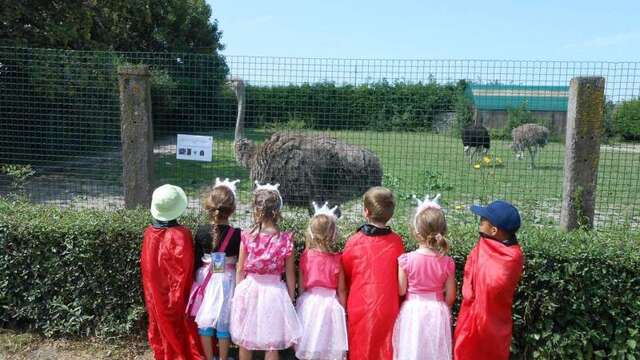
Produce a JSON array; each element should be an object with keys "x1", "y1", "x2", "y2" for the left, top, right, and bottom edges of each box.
[
  {"x1": 511, "y1": 123, "x2": 550, "y2": 169},
  {"x1": 227, "y1": 77, "x2": 383, "y2": 206}
]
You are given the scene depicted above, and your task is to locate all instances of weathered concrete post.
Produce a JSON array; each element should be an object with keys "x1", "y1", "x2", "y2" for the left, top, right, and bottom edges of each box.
[
  {"x1": 560, "y1": 77, "x2": 605, "y2": 230},
  {"x1": 118, "y1": 65, "x2": 154, "y2": 209}
]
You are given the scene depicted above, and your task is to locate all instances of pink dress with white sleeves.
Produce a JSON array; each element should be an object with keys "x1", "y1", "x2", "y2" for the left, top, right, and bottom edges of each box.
[
  {"x1": 229, "y1": 231, "x2": 302, "y2": 350},
  {"x1": 392, "y1": 251, "x2": 455, "y2": 360},
  {"x1": 295, "y1": 250, "x2": 348, "y2": 360}
]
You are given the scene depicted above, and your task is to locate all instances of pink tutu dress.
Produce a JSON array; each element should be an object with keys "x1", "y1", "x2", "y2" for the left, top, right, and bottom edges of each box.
[
  {"x1": 230, "y1": 231, "x2": 302, "y2": 350},
  {"x1": 392, "y1": 251, "x2": 455, "y2": 360},
  {"x1": 295, "y1": 250, "x2": 348, "y2": 360}
]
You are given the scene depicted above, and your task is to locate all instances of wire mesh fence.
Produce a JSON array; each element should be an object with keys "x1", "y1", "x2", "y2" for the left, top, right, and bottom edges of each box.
[{"x1": 1, "y1": 47, "x2": 639, "y2": 228}]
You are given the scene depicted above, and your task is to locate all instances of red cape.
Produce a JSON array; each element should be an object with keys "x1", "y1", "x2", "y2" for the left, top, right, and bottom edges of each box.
[
  {"x1": 342, "y1": 229, "x2": 405, "y2": 360},
  {"x1": 454, "y1": 236, "x2": 524, "y2": 360},
  {"x1": 141, "y1": 225, "x2": 203, "y2": 360}
]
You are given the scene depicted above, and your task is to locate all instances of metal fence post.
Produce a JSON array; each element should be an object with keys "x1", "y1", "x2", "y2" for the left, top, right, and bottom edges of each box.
[
  {"x1": 560, "y1": 77, "x2": 605, "y2": 230},
  {"x1": 118, "y1": 65, "x2": 154, "y2": 209}
]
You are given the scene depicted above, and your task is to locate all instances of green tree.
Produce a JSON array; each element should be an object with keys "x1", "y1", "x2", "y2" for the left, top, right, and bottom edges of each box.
[
  {"x1": 505, "y1": 101, "x2": 546, "y2": 138},
  {"x1": 602, "y1": 98, "x2": 616, "y2": 143},
  {"x1": 454, "y1": 80, "x2": 474, "y2": 134},
  {"x1": 614, "y1": 98, "x2": 640, "y2": 141},
  {"x1": 0, "y1": 0, "x2": 225, "y2": 54}
]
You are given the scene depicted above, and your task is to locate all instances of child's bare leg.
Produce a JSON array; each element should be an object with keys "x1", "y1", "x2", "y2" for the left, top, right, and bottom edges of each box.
[
  {"x1": 199, "y1": 335, "x2": 214, "y2": 360},
  {"x1": 265, "y1": 350, "x2": 279, "y2": 360},
  {"x1": 239, "y1": 347, "x2": 252, "y2": 360},
  {"x1": 218, "y1": 338, "x2": 231, "y2": 360}
]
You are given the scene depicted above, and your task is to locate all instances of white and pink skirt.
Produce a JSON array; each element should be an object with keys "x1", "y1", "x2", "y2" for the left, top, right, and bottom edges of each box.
[
  {"x1": 295, "y1": 287, "x2": 348, "y2": 360},
  {"x1": 230, "y1": 273, "x2": 302, "y2": 350},
  {"x1": 392, "y1": 292, "x2": 452, "y2": 360},
  {"x1": 194, "y1": 261, "x2": 236, "y2": 331}
]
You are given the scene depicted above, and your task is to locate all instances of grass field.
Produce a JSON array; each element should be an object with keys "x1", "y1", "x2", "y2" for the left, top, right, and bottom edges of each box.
[{"x1": 155, "y1": 129, "x2": 640, "y2": 228}]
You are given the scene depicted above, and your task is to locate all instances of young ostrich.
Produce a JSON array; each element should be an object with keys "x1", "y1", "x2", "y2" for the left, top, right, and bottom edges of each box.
[
  {"x1": 511, "y1": 123, "x2": 549, "y2": 169},
  {"x1": 228, "y1": 77, "x2": 383, "y2": 206},
  {"x1": 461, "y1": 123, "x2": 490, "y2": 162}
]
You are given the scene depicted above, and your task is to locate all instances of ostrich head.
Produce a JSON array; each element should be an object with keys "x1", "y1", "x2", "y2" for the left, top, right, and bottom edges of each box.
[
  {"x1": 226, "y1": 76, "x2": 245, "y2": 99},
  {"x1": 226, "y1": 76, "x2": 255, "y2": 169}
]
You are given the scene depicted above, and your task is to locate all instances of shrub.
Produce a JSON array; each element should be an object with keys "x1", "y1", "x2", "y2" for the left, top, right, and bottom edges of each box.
[
  {"x1": 0, "y1": 200, "x2": 638, "y2": 358},
  {"x1": 614, "y1": 98, "x2": 640, "y2": 141},
  {"x1": 243, "y1": 81, "x2": 458, "y2": 132},
  {"x1": 453, "y1": 80, "x2": 474, "y2": 135}
]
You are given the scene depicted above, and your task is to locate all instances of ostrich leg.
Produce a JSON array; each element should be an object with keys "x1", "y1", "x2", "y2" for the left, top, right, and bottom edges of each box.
[{"x1": 528, "y1": 146, "x2": 536, "y2": 169}]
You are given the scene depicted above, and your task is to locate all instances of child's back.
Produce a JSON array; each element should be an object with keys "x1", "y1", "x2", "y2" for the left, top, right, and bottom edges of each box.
[
  {"x1": 393, "y1": 251, "x2": 454, "y2": 359},
  {"x1": 342, "y1": 224, "x2": 404, "y2": 360},
  {"x1": 392, "y1": 194, "x2": 456, "y2": 360},
  {"x1": 230, "y1": 183, "x2": 302, "y2": 358},
  {"x1": 398, "y1": 251, "x2": 454, "y2": 296},
  {"x1": 141, "y1": 184, "x2": 202, "y2": 359},
  {"x1": 454, "y1": 200, "x2": 524, "y2": 360}
]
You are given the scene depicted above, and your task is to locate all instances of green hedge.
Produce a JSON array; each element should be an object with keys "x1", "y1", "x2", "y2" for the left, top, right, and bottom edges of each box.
[
  {"x1": 236, "y1": 81, "x2": 460, "y2": 132},
  {"x1": 1, "y1": 201, "x2": 639, "y2": 358},
  {"x1": 614, "y1": 98, "x2": 640, "y2": 141}
]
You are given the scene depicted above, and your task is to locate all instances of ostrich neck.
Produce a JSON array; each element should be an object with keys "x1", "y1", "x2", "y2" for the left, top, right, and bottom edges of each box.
[{"x1": 234, "y1": 93, "x2": 246, "y2": 141}]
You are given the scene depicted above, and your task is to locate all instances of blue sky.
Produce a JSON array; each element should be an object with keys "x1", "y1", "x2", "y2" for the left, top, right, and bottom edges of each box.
[{"x1": 207, "y1": 0, "x2": 640, "y2": 61}]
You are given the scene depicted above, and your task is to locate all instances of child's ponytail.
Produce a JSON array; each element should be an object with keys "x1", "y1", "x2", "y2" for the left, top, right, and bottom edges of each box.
[
  {"x1": 425, "y1": 232, "x2": 450, "y2": 255},
  {"x1": 203, "y1": 187, "x2": 236, "y2": 248},
  {"x1": 250, "y1": 189, "x2": 283, "y2": 234},
  {"x1": 411, "y1": 207, "x2": 449, "y2": 255}
]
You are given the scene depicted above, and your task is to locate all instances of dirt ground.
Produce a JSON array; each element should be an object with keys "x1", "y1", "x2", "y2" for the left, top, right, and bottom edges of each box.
[
  {"x1": 0, "y1": 330, "x2": 152, "y2": 360},
  {"x1": 0, "y1": 329, "x2": 297, "y2": 360}
]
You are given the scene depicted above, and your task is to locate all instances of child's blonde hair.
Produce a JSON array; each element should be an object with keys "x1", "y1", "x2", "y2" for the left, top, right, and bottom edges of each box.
[
  {"x1": 203, "y1": 185, "x2": 236, "y2": 249},
  {"x1": 410, "y1": 207, "x2": 449, "y2": 255},
  {"x1": 363, "y1": 186, "x2": 395, "y2": 224},
  {"x1": 250, "y1": 189, "x2": 282, "y2": 233},
  {"x1": 305, "y1": 214, "x2": 337, "y2": 251}
]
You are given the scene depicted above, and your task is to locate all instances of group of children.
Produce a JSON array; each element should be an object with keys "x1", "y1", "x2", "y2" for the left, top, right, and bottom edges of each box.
[{"x1": 141, "y1": 180, "x2": 524, "y2": 360}]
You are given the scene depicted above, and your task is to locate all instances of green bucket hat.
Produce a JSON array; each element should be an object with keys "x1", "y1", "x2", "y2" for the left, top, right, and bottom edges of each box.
[{"x1": 150, "y1": 184, "x2": 188, "y2": 221}]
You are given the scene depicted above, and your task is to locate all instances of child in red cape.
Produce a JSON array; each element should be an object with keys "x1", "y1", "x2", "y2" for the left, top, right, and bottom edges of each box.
[
  {"x1": 454, "y1": 200, "x2": 525, "y2": 360},
  {"x1": 141, "y1": 184, "x2": 203, "y2": 360},
  {"x1": 342, "y1": 187, "x2": 405, "y2": 360}
]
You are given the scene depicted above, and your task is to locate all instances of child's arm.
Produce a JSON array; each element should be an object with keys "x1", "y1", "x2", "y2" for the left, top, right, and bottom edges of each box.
[
  {"x1": 236, "y1": 242, "x2": 247, "y2": 285},
  {"x1": 337, "y1": 265, "x2": 347, "y2": 309},
  {"x1": 444, "y1": 273, "x2": 456, "y2": 308},
  {"x1": 285, "y1": 254, "x2": 296, "y2": 301},
  {"x1": 398, "y1": 265, "x2": 408, "y2": 296}
]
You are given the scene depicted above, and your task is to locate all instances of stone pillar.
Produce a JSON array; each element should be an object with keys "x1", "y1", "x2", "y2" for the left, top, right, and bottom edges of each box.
[
  {"x1": 560, "y1": 77, "x2": 605, "y2": 230},
  {"x1": 118, "y1": 65, "x2": 154, "y2": 209}
]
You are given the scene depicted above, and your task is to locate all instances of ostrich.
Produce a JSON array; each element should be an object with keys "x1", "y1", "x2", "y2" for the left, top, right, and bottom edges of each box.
[
  {"x1": 228, "y1": 77, "x2": 383, "y2": 206},
  {"x1": 461, "y1": 123, "x2": 490, "y2": 162},
  {"x1": 511, "y1": 123, "x2": 549, "y2": 169}
]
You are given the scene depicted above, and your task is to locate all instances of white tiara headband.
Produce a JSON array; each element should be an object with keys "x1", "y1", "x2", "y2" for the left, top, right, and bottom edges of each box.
[
  {"x1": 254, "y1": 181, "x2": 283, "y2": 209},
  {"x1": 214, "y1": 178, "x2": 240, "y2": 198},
  {"x1": 312, "y1": 201, "x2": 339, "y2": 219},
  {"x1": 412, "y1": 194, "x2": 442, "y2": 230}
]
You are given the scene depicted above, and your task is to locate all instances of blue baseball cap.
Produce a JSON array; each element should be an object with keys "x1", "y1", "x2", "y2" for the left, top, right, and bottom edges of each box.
[{"x1": 470, "y1": 200, "x2": 521, "y2": 233}]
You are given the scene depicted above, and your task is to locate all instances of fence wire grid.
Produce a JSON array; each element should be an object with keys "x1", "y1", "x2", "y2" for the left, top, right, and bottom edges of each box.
[{"x1": 1, "y1": 47, "x2": 639, "y2": 228}]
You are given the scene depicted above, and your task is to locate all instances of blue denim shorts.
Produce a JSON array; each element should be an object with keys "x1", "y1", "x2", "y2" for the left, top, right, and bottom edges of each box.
[{"x1": 197, "y1": 327, "x2": 230, "y2": 339}]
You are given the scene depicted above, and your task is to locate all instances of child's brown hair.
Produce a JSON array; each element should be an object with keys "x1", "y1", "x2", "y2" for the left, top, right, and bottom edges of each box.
[
  {"x1": 363, "y1": 186, "x2": 395, "y2": 224},
  {"x1": 411, "y1": 207, "x2": 449, "y2": 254},
  {"x1": 250, "y1": 189, "x2": 282, "y2": 233},
  {"x1": 203, "y1": 185, "x2": 236, "y2": 249},
  {"x1": 305, "y1": 214, "x2": 337, "y2": 251}
]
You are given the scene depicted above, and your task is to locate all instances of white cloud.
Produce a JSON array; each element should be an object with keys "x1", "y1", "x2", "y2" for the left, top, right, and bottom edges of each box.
[{"x1": 565, "y1": 32, "x2": 640, "y2": 49}]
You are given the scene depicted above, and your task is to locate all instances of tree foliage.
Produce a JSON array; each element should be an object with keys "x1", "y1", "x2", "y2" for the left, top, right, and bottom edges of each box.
[
  {"x1": 0, "y1": 0, "x2": 225, "y2": 54},
  {"x1": 614, "y1": 98, "x2": 640, "y2": 141}
]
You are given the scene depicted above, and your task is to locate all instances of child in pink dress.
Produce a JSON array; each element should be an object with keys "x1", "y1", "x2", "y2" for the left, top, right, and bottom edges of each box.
[
  {"x1": 230, "y1": 182, "x2": 302, "y2": 360},
  {"x1": 295, "y1": 202, "x2": 348, "y2": 360},
  {"x1": 392, "y1": 195, "x2": 457, "y2": 360}
]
